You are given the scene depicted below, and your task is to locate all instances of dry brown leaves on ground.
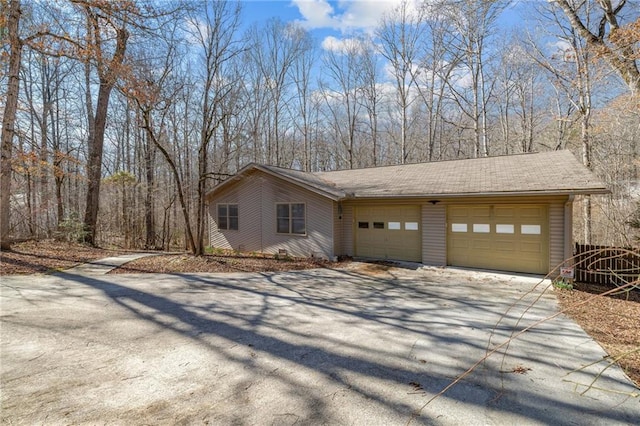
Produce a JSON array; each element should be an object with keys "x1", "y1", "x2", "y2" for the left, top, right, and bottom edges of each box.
[
  {"x1": 555, "y1": 282, "x2": 640, "y2": 387},
  {"x1": 0, "y1": 240, "x2": 127, "y2": 275},
  {"x1": 109, "y1": 253, "x2": 343, "y2": 274}
]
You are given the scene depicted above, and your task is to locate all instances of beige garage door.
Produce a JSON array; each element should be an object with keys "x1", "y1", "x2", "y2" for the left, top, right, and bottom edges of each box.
[
  {"x1": 355, "y1": 205, "x2": 421, "y2": 262},
  {"x1": 447, "y1": 205, "x2": 549, "y2": 274}
]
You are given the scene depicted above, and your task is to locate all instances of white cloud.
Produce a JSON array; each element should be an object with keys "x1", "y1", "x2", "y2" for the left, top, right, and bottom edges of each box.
[
  {"x1": 321, "y1": 35, "x2": 368, "y2": 53},
  {"x1": 548, "y1": 40, "x2": 572, "y2": 54},
  {"x1": 547, "y1": 39, "x2": 575, "y2": 62},
  {"x1": 292, "y1": 0, "x2": 421, "y2": 33},
  {"x1": 292, "y1": 0, "x2": 338, "y2": 29}
]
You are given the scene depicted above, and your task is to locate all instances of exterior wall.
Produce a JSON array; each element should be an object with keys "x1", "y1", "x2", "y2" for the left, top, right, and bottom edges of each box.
[
  {"x1": 564, "y1": 198, "x2": 574, "y2": 265},
  {"x1": 339, "y1": 203, "x2": 354, "y2": 256},
  {"x1": 422, "y1": 203, "x2": 446, "y2": 266},
  {"x1": 208, "y1": 173, "x2": 263, "y2": 253},
  {"x1": 209, "y1": 176, "x2": 575, "y2": 274},
  {"x1": 208, "y1": 170, "x2": 335, "y2": 259},
  {"x1": 549, "y1": 203, "x2": 565, "y2": 272}
]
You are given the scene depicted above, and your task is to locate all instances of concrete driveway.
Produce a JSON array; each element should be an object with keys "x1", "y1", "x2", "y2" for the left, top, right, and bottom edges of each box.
[{"x1": 1, "y1": 265, "x2": 638, "y2": 425}]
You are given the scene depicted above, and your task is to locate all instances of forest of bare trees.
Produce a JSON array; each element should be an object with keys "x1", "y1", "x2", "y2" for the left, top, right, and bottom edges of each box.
[{"x1": 1, "y1": 0, "x2": 639, "y2": 253}]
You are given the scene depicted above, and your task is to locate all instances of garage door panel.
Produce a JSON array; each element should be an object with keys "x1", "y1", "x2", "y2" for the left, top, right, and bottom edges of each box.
[
  {"x1": 447, "y1": 204, "x2": 549, "y2": 274},
  {"x1": 520, "y1": 241, "x2": 543, "y2": 254},
  {"x1": 495, "y1": 207, "x2": 515, "y2": 217},
  {"x1": 494, "y1": 241, "x2": 516, "y2": 251},
  {"x1": 472, "y1": 207, "x2": 491, "y2": 217},
  {"x1": 450, "y1": 238, "x2": 470, "y2": 249},
  {"x1": 472, "y1": 240, "x2": 491, "y2": 250},
  {"x1": 355, "y1": 205, "x2": 421, "y2": 262},
  {"x1": 521, "y1": 207, "x2": 544, "y2": 218}
]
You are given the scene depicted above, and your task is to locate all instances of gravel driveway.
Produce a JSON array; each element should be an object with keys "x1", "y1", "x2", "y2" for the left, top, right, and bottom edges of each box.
[{"x1": 1, "y1": 266, "x2": 638, "y2": 425}]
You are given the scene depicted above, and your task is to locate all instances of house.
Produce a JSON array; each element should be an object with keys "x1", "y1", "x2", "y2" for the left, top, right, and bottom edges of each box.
[{"x1": 205, "y1": 150, "x2": 608, "y2": 275}]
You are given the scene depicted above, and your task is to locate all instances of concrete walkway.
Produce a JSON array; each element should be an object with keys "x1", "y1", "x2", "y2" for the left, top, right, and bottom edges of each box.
[{"x1": 64, "y1": 252, "x2": 160, "y2": 275}]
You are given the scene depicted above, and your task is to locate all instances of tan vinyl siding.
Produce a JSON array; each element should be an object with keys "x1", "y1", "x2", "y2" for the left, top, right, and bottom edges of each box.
[
  {"x1": 422, "y1": 203, "x2": 446, "y2": 266},
  {"x1": 209, "y1": 170, "x2": 335, "y2": 259},
  {"x1": 549, "y1": 202, "x2": 566, "y2": 273},
  {"x1": 209, "y1": 173, "x2": 263, "y2": 252},
  {"x1": 340, "y1": 203, "x2": 354, "y2": 256},
  {"x1": 564, "y1": 199, "x2": 574, "y2": 264},
  {"x1": 263, "y1": 177, "x2": 334, "y2": 259},
  {"x1": 333, "y1": 203, "x2": 344, "y2": 258}
]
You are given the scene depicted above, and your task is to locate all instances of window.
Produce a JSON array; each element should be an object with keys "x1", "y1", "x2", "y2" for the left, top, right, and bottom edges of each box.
[
  {"x1": 388, "y1": 221, "x2": 401, "y2": 230},
  {"x1": 217, "y1": 204, "x2": 238, "y2": 231},
  {"x1": 405, "y1": 222, "x2": 419, "y2": 231},
  {"x1": 358, "y1": 222, "x2": 369, "y2": 229},
  {"x1": 373, "y1": 222, "x2": 384, "y2": 229},
  {"x1": 521, "y1": 224, "x2": 541, "y2": 235},
  {"x1": 451, "y1": 223, "x2": 468, "y2": 232},
  {"x1": 496, "y1": 224, "x2": 514, "y2": 234},
  {"x1": 473, "y1": 224, "x2": 490, "y2": 233},
  {"x1": 277, "y1": 203, "x2": 306, "y2": 235}
]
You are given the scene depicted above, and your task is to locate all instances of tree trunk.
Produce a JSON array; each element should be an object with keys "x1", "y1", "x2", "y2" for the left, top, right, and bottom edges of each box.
[
  {"x1": 144, "y1": 139, "x2": 156, "y2": 249},
  {"x1": 582, "y1": 116, "x2": 592, "y2": 244},
  {"x1": 1, "y1": 0, "x2": 22, "y2": 250},
  {"x1": 141, "y1": 109, "x2": 196, "y2": 254},
  {"x1": 40, "y1": 64, "x2": 51, "y2": 237},
  {"x1": 83, "y1": 26, "x2": 128, "y2": 245}
]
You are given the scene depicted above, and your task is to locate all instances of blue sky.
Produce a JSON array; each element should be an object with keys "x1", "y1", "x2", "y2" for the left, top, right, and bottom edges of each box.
[{"x1": 240, "y1": 0, "x2": 526, "y2": 50}]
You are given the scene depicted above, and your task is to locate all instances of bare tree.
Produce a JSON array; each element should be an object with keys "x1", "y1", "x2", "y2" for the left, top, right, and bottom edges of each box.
[
  {"x1": 550, "y1": 0, "x2": 640, "y2": 95},
  {"x1": 496, "y1": 38, "x2": 545, "y2": 154},
  {"x1": 321, "y1": 38, "x2": 366, "y2": 169},
  {"x1": 358, "y1": 35, "x2": 383, "y2": 166},
  {"x1": 1, "y1": 0, "x2": 23, "y2": 249},
  {"x1": 376, "y1": 0, "x2": 426, "y2": 164},
  {"x1": 190, "y1": 0, "x2": 243, "y2": 255},
  {"x1": 529, "y1": 3, "x2": 606, "y2": 244},
  {"x1": 290, "y1": 31, "x2": 316, "y2": 171},
  {"x1": 247, "y1": 19, "x2": 309, "y2": 166},
  {"x1": 76, "y1": 0, "x2": 131, "y2": 245},
  {"x1": 438, "y1": 0, "x2": 505, "y2": 158},
  {"x1": 414, "y1": 5, "x2": 462, "y2": 161}
]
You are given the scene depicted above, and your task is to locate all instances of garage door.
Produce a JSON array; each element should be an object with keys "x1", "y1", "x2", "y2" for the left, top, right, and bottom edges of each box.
[
  {"x1": 447, "y1": 205, "x2": 549, "y2": 274},
  {"x1": 355, "y1": 205, "x2": 421, "y2": 262}
]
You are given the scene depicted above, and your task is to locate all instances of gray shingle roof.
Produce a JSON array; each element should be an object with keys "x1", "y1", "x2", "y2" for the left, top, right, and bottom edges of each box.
[
  {"x1": 208, "y1": 151, "x2": 608, "y2": 200},
  {"x1": 312, "y1": 150, "x2": 608, "y2": 198}
]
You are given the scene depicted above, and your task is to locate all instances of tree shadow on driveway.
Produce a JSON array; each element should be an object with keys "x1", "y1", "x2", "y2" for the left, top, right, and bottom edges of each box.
[{"x1": 1, "y1": 268, "x2": 638, "y2": 424}]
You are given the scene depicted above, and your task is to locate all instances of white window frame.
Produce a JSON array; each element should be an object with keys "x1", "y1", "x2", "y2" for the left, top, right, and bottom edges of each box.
[
  {"x1": 217, "y1": 203, "x2": 238, "y2": 231},
  {"x1": 276, "y1": 202, "x2": 306, "y2": 236}
]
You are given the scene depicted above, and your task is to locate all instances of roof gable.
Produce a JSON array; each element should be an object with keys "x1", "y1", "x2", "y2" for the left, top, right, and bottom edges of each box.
[{"x1": 205, "y1": 163, "x2": 345, "y2": 201}]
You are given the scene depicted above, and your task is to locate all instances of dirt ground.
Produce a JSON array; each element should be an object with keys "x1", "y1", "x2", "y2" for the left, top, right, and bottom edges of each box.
[{"x1": 1, "y1": 240, "x2": 638, "y2": 387}]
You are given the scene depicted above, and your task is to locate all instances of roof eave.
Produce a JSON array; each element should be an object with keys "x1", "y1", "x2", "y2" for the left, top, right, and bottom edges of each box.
[{"x1": 339, "y1": 188, "x2": 610, "y2": 200}]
